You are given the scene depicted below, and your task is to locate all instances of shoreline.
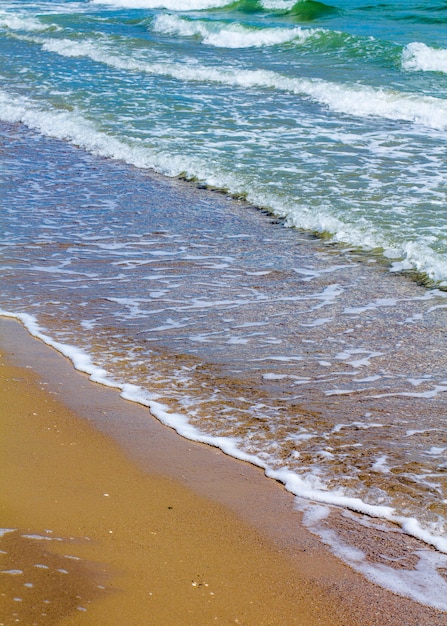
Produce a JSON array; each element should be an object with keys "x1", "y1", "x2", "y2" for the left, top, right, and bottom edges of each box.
[
  {"x1": 0, "y1": 318, "x2": 342, "y2": 625},
  {"x1": 1, "y1": 317, "x2": 447, "y2": 624}
]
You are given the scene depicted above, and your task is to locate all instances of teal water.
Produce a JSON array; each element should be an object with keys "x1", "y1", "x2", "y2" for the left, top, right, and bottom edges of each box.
[
  {"x1": 2, "y1": 0, "x2": 447, "y2": 283},
  {"x1": 2, "y1": 0, "x2": 447, "y2": 609}
]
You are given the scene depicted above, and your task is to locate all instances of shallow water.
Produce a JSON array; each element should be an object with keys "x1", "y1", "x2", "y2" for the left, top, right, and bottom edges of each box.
[{"x1": 1, "y1": 0, "x2": 447, "y2": 610}]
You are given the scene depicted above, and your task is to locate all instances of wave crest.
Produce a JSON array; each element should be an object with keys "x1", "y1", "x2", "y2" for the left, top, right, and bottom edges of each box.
[
  {"x1": 223, "y1": 0, "x2": 339, "y2": 21},
  {"x1": 151, "y1": 13, "x2": 319, "y2": 47},
  {"x1": 402, "y1": 42, "x2": 447, "y2": 74},
  {"x1": 277, "y1": 0, "x2": 339, "y2": 21},
  {"x1": 0, "y1": 11, "x2": 58, "y2": 32}
]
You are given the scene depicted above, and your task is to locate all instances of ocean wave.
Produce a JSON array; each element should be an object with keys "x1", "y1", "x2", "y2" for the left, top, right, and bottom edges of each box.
[
  {"x1": 0, "y1": 88, "x2": 197, "y2": 177},
  {"x1": 145, "y1": 11, "x2": 377, "y2": 59},
  {"x1": 0, "y1": 11, "x2": 57, "y2": 32},
  {"x1": 151, "y1": 13, "x2": 320, "y2": 47},
  {"x1": 212, "y1": 0, "x2": 339, "y2": 21},
  {"x1": 402, "y1": 42, "x2": 447, "y2": 74},
  {"x1": 268, "y1": 0, "x2": 339, "y2": 21},
  {"x1": 26, "y1": 34, "x2": 447, "y2": 132}
]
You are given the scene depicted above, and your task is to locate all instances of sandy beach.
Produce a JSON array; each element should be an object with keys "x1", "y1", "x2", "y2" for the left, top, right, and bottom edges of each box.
[
  {"x1": 1, "y1": 317, "x2": 446, "y2": 625},
  {"x1": 3, "y1": 0, "x2": 447, "y2": 622}
]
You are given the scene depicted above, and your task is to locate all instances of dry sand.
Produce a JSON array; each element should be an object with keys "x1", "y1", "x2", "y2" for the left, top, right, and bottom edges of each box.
[{"x1": 1, "y1": 318, "x2": 446, "y2": 625}]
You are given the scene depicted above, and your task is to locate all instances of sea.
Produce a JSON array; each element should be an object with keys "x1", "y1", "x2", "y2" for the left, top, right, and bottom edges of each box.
[{"x1": 1, "y1": 0, "x2": 447, "y2": 611}]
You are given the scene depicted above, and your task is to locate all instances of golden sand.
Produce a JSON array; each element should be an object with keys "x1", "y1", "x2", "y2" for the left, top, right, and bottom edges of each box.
[{"x1": 0, "y1": 343, "x2": 349, "y2": 625}]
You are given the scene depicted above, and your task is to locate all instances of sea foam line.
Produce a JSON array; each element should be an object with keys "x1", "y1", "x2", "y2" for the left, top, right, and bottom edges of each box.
[
  {"x1": 2, "y1": 306, "x2": 447, "y2": 563},
  {"x1": 298, "y1": 502, "x2": 447, "y2": 612},
  {"x1": 90, "y1": 0, "x2": 296, "y2": 8},
  {"x1": 0, "y1": 87, "x2": 200, "y2": 176}
]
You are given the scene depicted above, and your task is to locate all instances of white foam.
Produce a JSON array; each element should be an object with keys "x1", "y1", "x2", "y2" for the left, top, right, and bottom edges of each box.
[
  {"x1": 402, "y1": 42, "x2": 447, "y2": 74},
  {"x1": 426, "y1": 447, "x2": 447, "y2": 456},
  {"x1": 90, "y1": 0, "x2": 230, "y2": 8},
  {"x1": 370, "y1": 385, "x2": 447, "y2": 399},
  {"x1": 371, "y1": 455, "x2": 390, "y2": 473},
  {"x1": 408, "y1": 377, "x2": 430, "y2": 386},
  {"x1": 405, "y1": 429, "x2": 432, "y2": 437},
  {"x1": 0, "y1": 309, "x2": 114, "y2": 388},
  {"x1": 152, "y1": 14, "x2": 319, "y2": 48},
  {"x1": 263, "y1": 373, "x2": 310, "y2": 384},
  {"x1": 343, "y1": 297, "x2": 398, "y2": 315},
  {"x1": 41, "y1": 37, "x2": 109, "y2": 59},
  {"x1": 0, "y1": 87, "x2": 201, "y2": 179},
  {"x1": 21, "y1": 534, "x2": 62, "y2": 541},
  {"x1": 0, "y1": 11, "x2": 53, "y2": 32},
  {"x1": 261, "y1": 0, "x2": 296, "y2": 8},
  {"x1": 334, "y1": 348, "x2": 383, "y2": 368},
  {"x1": 427, "y1": 303, "x2": 447, "y2": 314},
  {"x1": 299, "y1": 501, "x2": 447, "y2": 612}
]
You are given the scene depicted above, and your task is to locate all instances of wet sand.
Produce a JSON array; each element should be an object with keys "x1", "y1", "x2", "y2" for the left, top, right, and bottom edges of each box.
[{"x1": 1, "y1": 317, "x2": 446, "y2": 625}]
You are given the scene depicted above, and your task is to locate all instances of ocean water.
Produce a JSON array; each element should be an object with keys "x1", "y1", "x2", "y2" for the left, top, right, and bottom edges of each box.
[{"x1": 2, "y1": 0, "x2": 447, "y2": 610}]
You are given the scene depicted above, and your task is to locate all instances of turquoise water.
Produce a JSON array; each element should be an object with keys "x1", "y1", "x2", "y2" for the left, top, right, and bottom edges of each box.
[
  {"x1": 2, "y1": 0, "x2": 447, "y2": 610},
  {"x1": 2, "y1": 0, "x2": 447, "y2": 284}
]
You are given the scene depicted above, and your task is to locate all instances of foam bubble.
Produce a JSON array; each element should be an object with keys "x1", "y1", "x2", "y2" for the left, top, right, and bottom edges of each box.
[
  {"x1": 369, "y1": 385, "x2": 447, "y2": 399},
  {"x1": 371, "y1": 455, "x2": 390, "y2": 473},
  {"x1": 334, "y1": 348, "x2": 384, "y2": 368},
  {"x1": 402, "y1": 42, "x2": 447, "y2": 74},
  {"x1": 261, "y1": 0, "x2": 296, "y2": 8},
  {"x1": 21, "y1": 534, "x2": 62, "y2": 541}
]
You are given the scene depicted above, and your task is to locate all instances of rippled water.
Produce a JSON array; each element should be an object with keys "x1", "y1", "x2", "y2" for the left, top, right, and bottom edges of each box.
[
  {"x1": 1, "y1": 0, "x2": 447, "y2": 610},
  {"x1": 1, "y1": 0, "x2": 447, "y2": 282}
]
